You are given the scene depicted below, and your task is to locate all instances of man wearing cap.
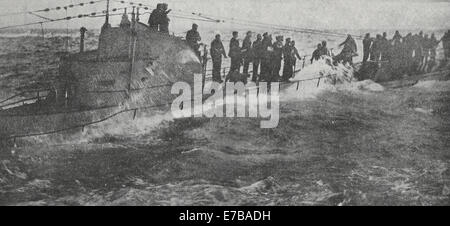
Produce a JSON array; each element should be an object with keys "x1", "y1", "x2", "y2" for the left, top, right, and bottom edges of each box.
[
  {"x1": 148, "y1": 4, "x2": 162, "y2": 31},
  {"x1": 251, "y1": 34, "x2": 263, "y2": 82},
  {"x1": 320, "y1": 40, "x2": 330, "y2": 57},
  {"x1": 186, "y1": 23, "x2": 202, "y2": 59},
  {"x1": 210, "y1": 34, "x2": 227, "y2": 82},
  {"x1": 282, "y1": 38, "x2": 292, "y2": 80},
  {"x1": 442, "y1": 30, "x2": 450, "y2": 59},
  {"x1": 229, "y1": 31, "x2": 242, "y2": 72},
  {"x1": 260, "y1": 33, "x2": 272, "y2": 81},
  {"x1": 271, "y1": 35, "x2": 284, "y2": 81},
  {"x1": 282, "y1": 40, "x2": 301, "y2": 81},
  {"x1": 159, "y1": 3, "x2": 171, "y2": 33},
  {"x1": 241, "y1": 31, "x2": 253, "y2": 76},
  {"x1": 311, "y1": 43, "x2": 322, "y2": 64},
  {"x1": 362, "y1": 33, "x2": 373, "y2": 63}
]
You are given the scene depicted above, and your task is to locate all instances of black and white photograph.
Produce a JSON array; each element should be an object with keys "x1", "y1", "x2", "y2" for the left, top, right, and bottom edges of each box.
[{"x1": 0, "y1": 0, "x2": 449, "y2": 210}]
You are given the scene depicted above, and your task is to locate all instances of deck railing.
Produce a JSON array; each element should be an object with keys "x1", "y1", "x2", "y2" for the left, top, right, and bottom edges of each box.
[{"x1": 0, "y1": 89, "x2": 50, "y2": 110}]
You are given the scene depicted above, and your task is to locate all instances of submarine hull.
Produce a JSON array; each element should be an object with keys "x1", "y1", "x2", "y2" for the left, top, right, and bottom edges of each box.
[
  {"x1": 0, "y1": 103, "x2": 126, "y2": 139},
  {"x1": 0, "y1": 21, "x2": 203, "y2": 140}
]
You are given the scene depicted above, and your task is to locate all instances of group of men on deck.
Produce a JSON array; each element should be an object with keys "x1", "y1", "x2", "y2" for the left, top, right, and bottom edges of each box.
[
  {"x1": 147, "y1": 3, "x2": 450, "y2": 81},
  {"x1": 186, "y1": 27, "x2": 303, "y2": 83},
  {"x1": 310, "y1": 41, "x2": 331, "y2": 63},
  {"x1": 362, "y1": 30, "x2": 450, "y2": 73}
]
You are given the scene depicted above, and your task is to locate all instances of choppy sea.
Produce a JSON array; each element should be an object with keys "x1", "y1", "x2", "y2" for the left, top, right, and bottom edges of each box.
[{"x1": 0, "y1": 28, "x2": 449, "y2": 206}]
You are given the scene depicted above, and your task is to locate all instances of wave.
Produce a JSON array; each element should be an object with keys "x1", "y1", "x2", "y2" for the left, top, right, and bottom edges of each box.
[
  {"x1": 413, "y1": 79, "x2": 450, "y2": 92},
  {"x1": 19, "y1": 109, "x2": 174, "y2": 146}
]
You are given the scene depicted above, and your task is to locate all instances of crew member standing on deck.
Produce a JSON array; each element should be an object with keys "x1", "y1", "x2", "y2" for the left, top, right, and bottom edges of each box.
[
  {"x1": 392, "y1": 31, "x2": 402, "y2": 46},
  {"x1": 370, "y1": 34, "x2": 382, "y2": 62},
  {"x1": 362, "y1": 33, "x2": 373, "y2": 63},
  {"x1": 148, "y1": 4, "x2": 163, "y2": 31},
  {"x1": 381, "y1": 32, "x2": 391, "y2": 61},
  {"x1": 242, "y1": 31, "x2": 253, "y2": 76},
  {"x1": 391, "y1": 31, "x2": 404, "y2": 69},
  {"x1": 283, "y1": 38, "x2": 292, "y2": 55},
  {"x1": 210, "y1": 34, "x2": 227, "y2": 83},
  {"x1": 320, "y1": 41, "x2": 330, "y2": 57},
  {"x1": 290, "y1": 41, "x2": 302, "y2": 64},
  {"x1": 428, "y1": 33, "x2": 440, "y2": 71},
  {"x1": 282, "y1": 40, "x2": 301, "y2": 81},
  {"x1": 159, "y1": 3, "x2": 171, "y2": 33},
  {"x1": 229, "y1": 31, "x2": 242, "y2": 73},
  {"x1": 186, "y1": 24, "x2": 202, "y2": 59},
  {"x1": 413, "y1": 32, "x2": 424, "y2": 69},
  {"x1": 311, "y1": 43, "x2": 322, "y2": 64},
  {"x1": 251, "y1": 34, "x2": 263, "y2": 82},
  {"x1": 429, "y1": 34, "x2": 439, "y2": 60},
  {"x1": 282, "y1": 38, "x2": 292, "y2": 81},
  {"x1": 442, "y1": 30, "x2": 450, "y2": 59},
  {"x1": 338, "y1": 34, "x2": 357, "y2": 65},
  {"x1": 260, "y1": 33, "x2": 273, "y2": 81},
  {"x1": 422, "y1": 34, "x2": 431, "y2": 71},
  {"x1": 272, "y1": 35, "x2": 284, "y2": 81},
  {"x1": 403, "y1": 33, "x2": 415, "y2": 72}
]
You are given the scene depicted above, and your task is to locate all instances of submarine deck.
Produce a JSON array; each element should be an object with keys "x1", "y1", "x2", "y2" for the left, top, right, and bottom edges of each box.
[{"x1": 0, "y1": 100, "x2": 120, "y2": 117}]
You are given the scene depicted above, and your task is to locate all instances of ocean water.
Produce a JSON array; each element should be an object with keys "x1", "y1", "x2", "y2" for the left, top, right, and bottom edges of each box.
[{"x1": 0, "y1": 29, "x2": 449, "y2": 206}]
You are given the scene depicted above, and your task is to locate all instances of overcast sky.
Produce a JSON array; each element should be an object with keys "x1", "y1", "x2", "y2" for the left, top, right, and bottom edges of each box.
[{"x1": 0, "y1": 0, "x2": 449, "y2": 30}]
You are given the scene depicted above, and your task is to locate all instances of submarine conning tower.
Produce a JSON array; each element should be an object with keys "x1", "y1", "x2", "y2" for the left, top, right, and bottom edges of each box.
[{"x1": 58, "y1": 5, "x2": 202, "y2": 110}]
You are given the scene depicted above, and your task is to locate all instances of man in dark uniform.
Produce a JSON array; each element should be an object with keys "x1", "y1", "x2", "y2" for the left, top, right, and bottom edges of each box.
[
  {"x1": 260, "y1": 33, "x2": 273, "y2": 82},
  {"x1": 442, "y1": 30, "x2": 450, "y2": 59},
  {"x1": 320, "y1": 40, "x2": 330, "y2": 57},
  {"x1": 403, "y1": 33, "x2": 415, "y2": 72},
  {"x1": 148, "y1": 4, "x2": 162, "y2": 31},
  {"x1": 272, "y1": 35, "x2": 284, "y2": 81},
  {"x1": 290, "y1": 41, "x2": 302, "y2": 67},
  {"x1": 362, "y1": 33, "x2": 373, "y2": 63},
  {"x1": 282, "y1": 40, "x2": 301, "y2": 81},
  {"x1": 251, "y1": 34, "x2": 263, "y2": 82},
  {"x1": 370, "y1": 34, "x2": 382, "y2": 62},
  {"x1": 282, "y1": 38, "x2": 292, "y2": 81},
  {"x1": 229, "y1": 31, "x2": 241, "y2": 73},
  {"x1": 282, "y1": 38, "x2": 291, "y2": 60},
  {"x1": 291, "y1": 41, "x2": 302, "y2": 61},
  {"x1": 412, "y1": 32, "x2": 423, "y2": 70},
  {"x1": 422, "y1": 34, "x2": 432, "y2": 71},
  {"x1": 390, "y1": 32, "x2": 404, "y2": 70},
  {"x1": 392, "y1": 31, "x2": 402, "y2": 46},
  {"x1": 338, "y1": 34, "x2": 357, "y2": 65},
  {"x1": 186, "y1": 23, "x2": 201, "y2": 59},
  {"x1": 159, "y1": 3, "x2": 171, "y2": 33},
  {"x1": 241, "y1": 31, "x2": 253, "y2": 75},
  {"x1": 381, "y1": 32, "x2": 391, "y2": 61},
  {"x1": 429, "y1": 33, "x2": 439, "y2": 62},
  {"x1": 284, "y1": 38, "x2": 292, "y2": 54},
  {"x1": 311, "y1": 43, "x2": 322, "y2": 64},
  {"x1": 210, "y1": 34, "x2": 227, "y2": 83},
  {"x1": 426, "y1": 33, "x2": 439, "y2": 72}
]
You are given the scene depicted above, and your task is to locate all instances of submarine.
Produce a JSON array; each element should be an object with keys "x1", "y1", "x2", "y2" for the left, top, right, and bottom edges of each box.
[
  {"x1": 1, "y1": 0, "x2": 448, "y2": 141},
  {"x1": 0, "y1": 2, "x2": 202, "y2": 139}
]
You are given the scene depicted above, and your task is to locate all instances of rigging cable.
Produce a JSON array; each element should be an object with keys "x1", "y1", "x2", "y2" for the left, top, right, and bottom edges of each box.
[
  {"x1": 0, "y1": 0, "x2": 107, "y2": 18},
  {"x1": 114, "y1": 0, "x2": 362, "y2": 39},
  {"x1": 0, "y1": 9, "x2": 122, "y2": 30},
  {"x1": 0, "y1": 0, "x2": 361, "y2": 40}
]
